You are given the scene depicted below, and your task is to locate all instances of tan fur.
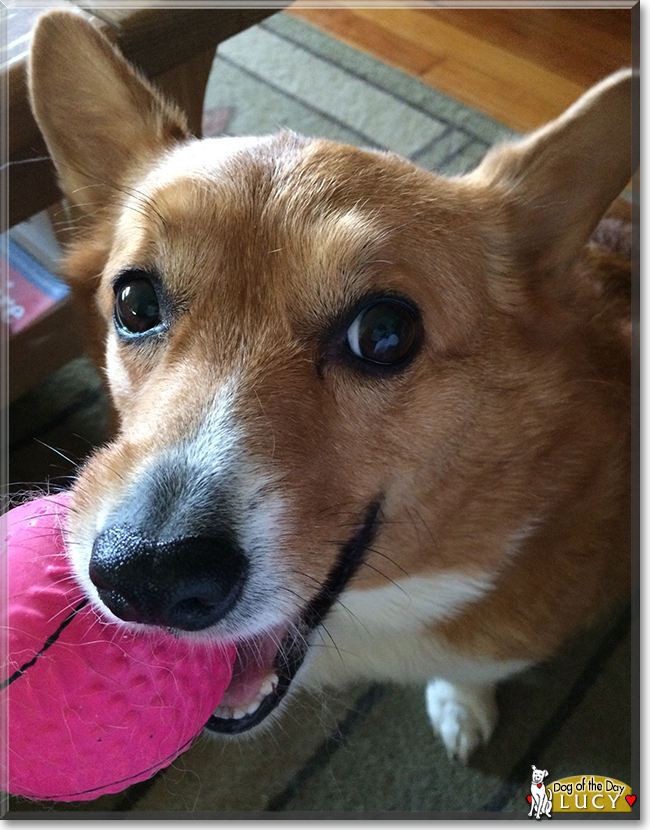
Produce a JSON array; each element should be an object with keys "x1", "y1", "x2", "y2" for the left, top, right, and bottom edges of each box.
[{"x1": 28, "y1": 10, "x2": 633, "y2": 756}]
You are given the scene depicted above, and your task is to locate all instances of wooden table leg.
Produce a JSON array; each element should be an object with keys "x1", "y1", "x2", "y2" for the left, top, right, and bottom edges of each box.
[{"x1": 155, "y1": 47, "x2": 218, "y2": 138}]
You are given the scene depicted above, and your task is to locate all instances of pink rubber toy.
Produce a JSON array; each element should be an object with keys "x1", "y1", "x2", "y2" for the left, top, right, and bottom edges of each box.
[{"x1": 1, "y1": 494, "x2": 236, "y2": 802}]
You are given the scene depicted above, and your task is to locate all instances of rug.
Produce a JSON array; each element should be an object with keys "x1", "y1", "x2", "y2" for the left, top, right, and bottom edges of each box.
[{"x1": 6, "y1": 11, "x2": 635, "y2": 818}]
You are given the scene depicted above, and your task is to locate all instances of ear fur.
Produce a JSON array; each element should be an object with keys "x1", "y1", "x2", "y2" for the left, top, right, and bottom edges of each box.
[
  {"x1": 469, "y1": 69, "x2": 635, "y2": 292},
  {"x1": 28, "y1": 10, "x2": 189, "y2": 214}
]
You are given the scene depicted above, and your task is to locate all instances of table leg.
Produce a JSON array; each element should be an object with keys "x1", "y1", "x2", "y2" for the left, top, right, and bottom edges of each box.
[{"x1": 154, "y1": 47, "x2": 218, "y2": 138}]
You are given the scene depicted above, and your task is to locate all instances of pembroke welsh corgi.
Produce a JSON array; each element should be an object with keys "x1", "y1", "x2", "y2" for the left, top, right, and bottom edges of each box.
[{"x1": 27, "y1": 10, "x2": 633, "y2": 762}]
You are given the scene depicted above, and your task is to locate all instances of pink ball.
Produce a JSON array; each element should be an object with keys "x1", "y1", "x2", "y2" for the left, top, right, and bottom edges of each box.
[{"x1": 2, "y1": 494, "x2": 236, "y2": 802}]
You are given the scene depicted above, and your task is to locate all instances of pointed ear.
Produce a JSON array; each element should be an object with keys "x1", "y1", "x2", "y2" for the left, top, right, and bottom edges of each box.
[
  {"x1": 28, "y1": 10, "x2": 189, "y2": 214},
  {"x1": 469, "y1": 69, "x2": 635, "y2": 281}
]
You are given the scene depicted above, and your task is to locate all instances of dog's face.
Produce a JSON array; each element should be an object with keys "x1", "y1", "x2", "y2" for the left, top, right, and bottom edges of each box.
[
  {"x1": 531, "y1": 767, "x2": 548, "y2": 786},
  {"x1": 28, "y1": 12, "x2": 632, "y2": 731}
]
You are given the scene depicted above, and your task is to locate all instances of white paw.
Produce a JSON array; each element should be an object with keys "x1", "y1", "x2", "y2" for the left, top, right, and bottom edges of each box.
[{"x1": 425, "y1": 678, "x2": 498, "y2": 764}]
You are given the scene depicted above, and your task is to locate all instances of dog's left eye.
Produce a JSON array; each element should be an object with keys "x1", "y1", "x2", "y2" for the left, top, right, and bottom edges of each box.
[
  {"x1": 347, "y1": 299, "x2": 420, "y2": 366},
  {"x1": 114, "y1": 277, "x2": 162, "y2": 335}
]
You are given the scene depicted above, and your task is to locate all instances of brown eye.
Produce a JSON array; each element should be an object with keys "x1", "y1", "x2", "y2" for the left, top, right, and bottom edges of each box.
[
  {"x1": 114, "y1": 277, "x2": 161, "y2": 335},
  {"x1": 347, "y1": 300, "x2": 420, "y2": 366}
]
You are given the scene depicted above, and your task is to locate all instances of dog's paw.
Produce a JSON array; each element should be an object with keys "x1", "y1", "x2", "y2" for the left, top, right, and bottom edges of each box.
[{"x1": 425, "y1": 678, "x2": 498, "y2": 764}]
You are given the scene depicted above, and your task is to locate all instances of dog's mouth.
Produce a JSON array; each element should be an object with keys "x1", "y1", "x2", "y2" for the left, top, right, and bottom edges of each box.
[
  {"x1": 206, "y1": 625, "x2": 300, "y2": 733},
  {"x1": 205, "y1": 499, "x2": 382, "y2": 734}
]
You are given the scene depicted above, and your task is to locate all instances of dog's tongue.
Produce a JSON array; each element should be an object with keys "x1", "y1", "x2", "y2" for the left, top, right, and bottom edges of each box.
[{"x1": 219, "y1": 632, "x2": 281, "y2": 708}]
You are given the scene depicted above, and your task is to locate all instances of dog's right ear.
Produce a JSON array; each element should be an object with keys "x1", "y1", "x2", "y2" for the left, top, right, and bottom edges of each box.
[{"x1": 28, "y1": 11, "x2": 189, "y2": 214}]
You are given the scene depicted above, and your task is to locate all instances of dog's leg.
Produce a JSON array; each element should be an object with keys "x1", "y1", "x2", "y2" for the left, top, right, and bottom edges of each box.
[
  {"x1": 425, "y1": 678, "x2": 498, "y2": 763},
  {"x1": 543, "y1": 792, "x2": 553, "y2": 817}
]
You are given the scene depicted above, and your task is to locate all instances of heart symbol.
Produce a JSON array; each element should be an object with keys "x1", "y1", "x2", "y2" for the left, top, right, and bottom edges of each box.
[
  {"x1": 537, "y1": 783, "x2": 543, "y2": 788},
  {"x1": 626, "y1": 795, "x2": 636, "y2": 807},
  {"x1": 526, "y1": 795, "x2": 532, "y2": 804}
]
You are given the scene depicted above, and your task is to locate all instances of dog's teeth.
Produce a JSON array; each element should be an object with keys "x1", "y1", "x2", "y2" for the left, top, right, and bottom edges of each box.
[
  {"x1": 260, "y1": 673, "x2": 279, "y2": 697},
  {"x1": 212, "y1": 672, "x2": 280, "y2": 721},
  {"x1": 212, "y1": 698, "x2": 262, "y2": 720}
]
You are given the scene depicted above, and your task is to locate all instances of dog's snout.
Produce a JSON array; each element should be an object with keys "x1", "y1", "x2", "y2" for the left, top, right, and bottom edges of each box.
[{"x1": 89, "y1": 525, "x2": 248, "y2": 631}]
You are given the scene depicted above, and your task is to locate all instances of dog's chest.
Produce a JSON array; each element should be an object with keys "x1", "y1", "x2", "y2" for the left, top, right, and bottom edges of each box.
[{"x1": 301, "y1": 572, "x2": 530, "y2": 687}]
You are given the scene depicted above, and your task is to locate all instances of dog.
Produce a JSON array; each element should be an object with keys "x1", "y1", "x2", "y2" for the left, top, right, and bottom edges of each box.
[
  {"x1": 529, "y1": 766, "x2": 553, "y2": 819},
  {"x1": 27, "y1": 10, "x2": 633, "y2": 763}
]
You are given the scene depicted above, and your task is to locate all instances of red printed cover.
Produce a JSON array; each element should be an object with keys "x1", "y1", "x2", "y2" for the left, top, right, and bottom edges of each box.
[
  {"x1": 2, "y1": 259, "x2": 57, "y2": 335},
  {"x1": 1, "y1": 233, "x2": 69, "y2": 336}
]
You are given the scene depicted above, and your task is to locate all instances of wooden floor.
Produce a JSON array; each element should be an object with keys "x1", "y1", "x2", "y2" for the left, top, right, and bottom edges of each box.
[{"x1": 288, "y1": 5, "x2": 633, "y2": 132}]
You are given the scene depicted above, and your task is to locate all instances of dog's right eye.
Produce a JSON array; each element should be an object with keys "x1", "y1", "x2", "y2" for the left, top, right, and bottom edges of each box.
[
  {"x1": 114, "y1": 276, "x2": 162, "y2": 335},
  {"x1": 346, "y1": 299, "x2": 421, "y2": 368}
]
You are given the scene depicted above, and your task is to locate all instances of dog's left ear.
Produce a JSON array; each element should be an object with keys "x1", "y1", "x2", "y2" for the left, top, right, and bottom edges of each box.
[{"x1": 469, "y1": 69, "x2": 635, "y2": 288}]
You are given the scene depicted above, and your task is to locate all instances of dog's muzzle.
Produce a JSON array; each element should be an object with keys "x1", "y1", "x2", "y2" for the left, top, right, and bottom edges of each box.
[
  {"x1": 89, "y1": 525, "x2": 248, "y2": 631},
  {"x1": 86, "y1": 495, "x2": 382, "y2": 733}
]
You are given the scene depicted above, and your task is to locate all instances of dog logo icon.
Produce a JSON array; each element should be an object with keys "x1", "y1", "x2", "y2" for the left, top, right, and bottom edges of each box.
[{"x1": 528, "y1": 765, "x2": 553, "y2": 819}]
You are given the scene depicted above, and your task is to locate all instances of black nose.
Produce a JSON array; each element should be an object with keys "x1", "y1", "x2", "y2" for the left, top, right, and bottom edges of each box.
[{"x1": 89, "y1": 524, "x2": 248, "y2": 631}]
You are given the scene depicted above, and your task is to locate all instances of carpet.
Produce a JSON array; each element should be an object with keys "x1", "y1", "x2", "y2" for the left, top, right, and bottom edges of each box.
[{"x1": 6, "y1": 11, "x2": 635, "y2": 818}]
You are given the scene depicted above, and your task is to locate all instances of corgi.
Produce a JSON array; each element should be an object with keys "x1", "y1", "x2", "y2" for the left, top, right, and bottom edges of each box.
[{"x1": 27, "y1": 10, "x2": 633, "y2": 763}]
